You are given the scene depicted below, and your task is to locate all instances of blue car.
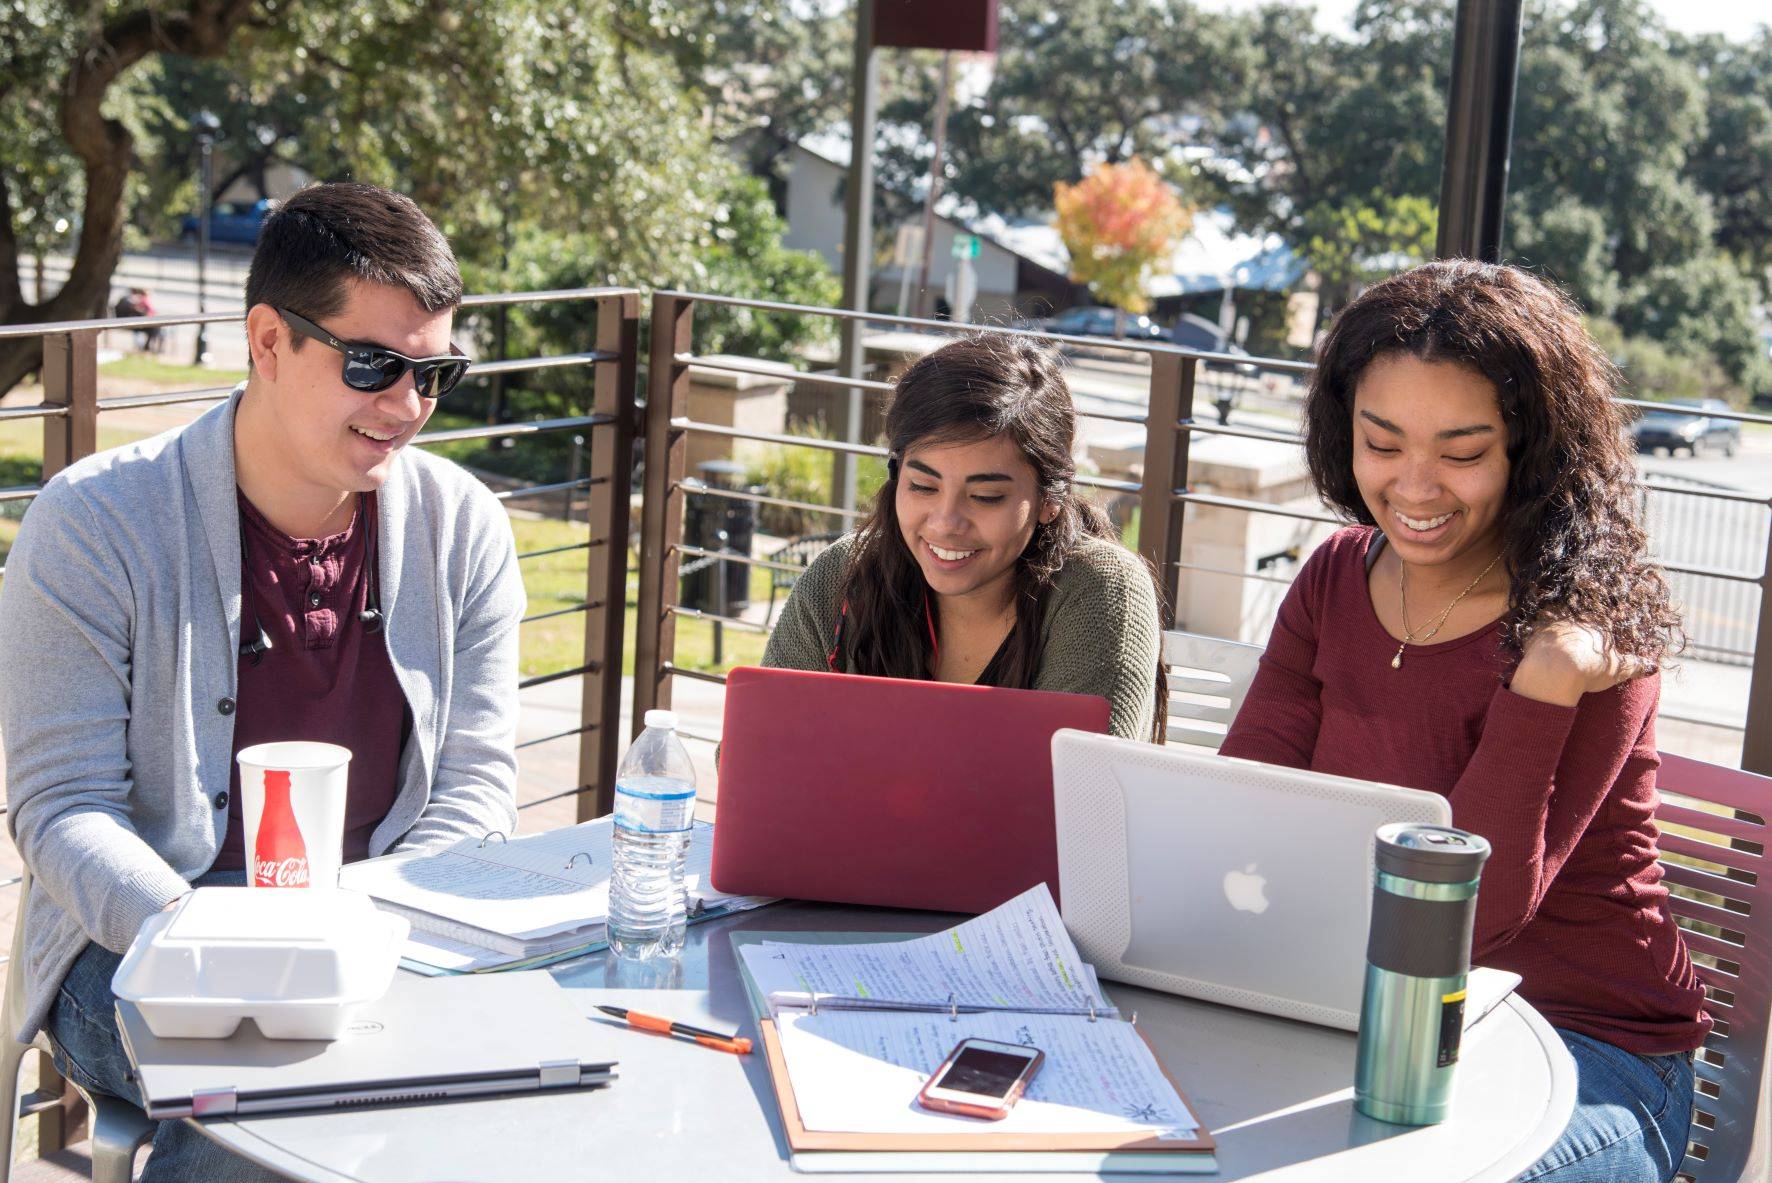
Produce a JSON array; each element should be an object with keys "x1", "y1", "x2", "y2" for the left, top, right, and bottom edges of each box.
[{"x1": 180, "y1": 198, "x2": 271, "y2": 245}]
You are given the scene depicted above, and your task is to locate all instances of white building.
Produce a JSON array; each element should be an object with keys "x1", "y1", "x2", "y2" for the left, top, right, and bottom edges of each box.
[{"x1": 782, "y1": 140, "x2": 1079, "y2": 322}]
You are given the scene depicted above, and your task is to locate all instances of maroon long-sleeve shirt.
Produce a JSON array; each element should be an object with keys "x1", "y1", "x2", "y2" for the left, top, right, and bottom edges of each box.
[{"x1": 1222, "y1": 526, "x2": 1709, "y2": 1055}]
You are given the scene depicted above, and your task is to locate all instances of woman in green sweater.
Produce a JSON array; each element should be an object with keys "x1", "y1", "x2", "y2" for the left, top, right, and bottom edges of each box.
[{"x1": 761, "y1": 333, "x2": 1165, "y2": 740}]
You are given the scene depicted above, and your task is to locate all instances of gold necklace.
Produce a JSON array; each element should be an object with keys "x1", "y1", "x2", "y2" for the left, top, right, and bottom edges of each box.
[{"x1": 1392, "y1": 551, "x2": 1502, "y2": 669}]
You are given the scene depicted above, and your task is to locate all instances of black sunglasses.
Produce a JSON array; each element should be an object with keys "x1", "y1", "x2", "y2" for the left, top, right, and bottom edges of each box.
[{"x1": 278, "y1": 308, "x2": 471, "y2": 399}]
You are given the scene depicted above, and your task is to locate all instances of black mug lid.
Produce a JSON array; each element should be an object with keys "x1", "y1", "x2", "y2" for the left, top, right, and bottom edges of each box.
[{"x1": 1374, "y1": 823, "x2": 1491, "y2": 883}]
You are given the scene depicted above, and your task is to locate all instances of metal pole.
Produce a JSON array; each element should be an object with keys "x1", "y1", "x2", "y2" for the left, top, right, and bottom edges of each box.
[
  {"x1": 632, "y1": 293, "x2": 695, "y2": 732},
  {"x1": 1743, "y1": 512, "x2": 1772, "y2": 776},
  {"x1": 1436, "y1": 0, "x2": 1523, "y2": 262},
  {"x1": 579, "y1": 291, "x2": 641, "y2": 820},
  {"x1": 1139, "y1": 353, "x2": 1196, "y2": 629},
  {"x1": 192, "y1": 111, "x2": 220, "y2": 365},
  {"x1": 833, "y1": 0, "x2": 878, "y2": 514},
  {"x1": 916, "y1": 51, "x2": 954, "y2": 319}
]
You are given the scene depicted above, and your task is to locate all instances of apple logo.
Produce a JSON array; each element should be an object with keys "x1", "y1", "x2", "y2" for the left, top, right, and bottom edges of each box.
[{"x1": 1222, "y1": 863, "x2": 1270, "y2": 914}]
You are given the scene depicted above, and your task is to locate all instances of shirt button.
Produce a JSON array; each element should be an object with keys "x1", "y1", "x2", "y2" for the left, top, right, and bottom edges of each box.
[
  {"x1": 217, "y1": 697, "x2": 235, "y2": 716},
  {"x1": 308, "y1": 592, "x2": 323, "y2": 607},
  {"x1": 214, "y1": 791, "x2": 229, "y2": 810}
]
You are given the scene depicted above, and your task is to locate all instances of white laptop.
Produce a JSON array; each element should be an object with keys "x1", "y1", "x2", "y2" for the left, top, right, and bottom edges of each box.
[{"x1": 1051, "y1": 730, "x2": 1454, "y2": 1031}]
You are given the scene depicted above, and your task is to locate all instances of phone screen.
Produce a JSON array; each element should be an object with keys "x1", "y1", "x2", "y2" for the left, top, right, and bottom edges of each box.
[{"x1": 936, "y1": 1045, "x2": 1035, "y2": 1098}]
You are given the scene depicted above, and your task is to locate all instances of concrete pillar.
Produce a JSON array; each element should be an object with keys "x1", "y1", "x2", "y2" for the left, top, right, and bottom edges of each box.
[
  {"x1": 685, "y1": 356, "x2": 793, "y2": 476},
  {"x1": 1175, "y1": 436, "x2": 1336, "y2": 643}
]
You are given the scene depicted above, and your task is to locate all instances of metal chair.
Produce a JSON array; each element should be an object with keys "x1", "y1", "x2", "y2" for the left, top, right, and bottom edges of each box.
[
  {"x1": 1161, "y1": 630, "x2": 1263, "y2": 750},
  {"x1": 1, "y1": 869, "x2": 154, "y2": 1183},
  {"x1": 761, "y1": 531, "x2": 843, "y2": 628},
  {"x1": 1653, "y1": 753, "x2": 1771, "y2": 1183}
]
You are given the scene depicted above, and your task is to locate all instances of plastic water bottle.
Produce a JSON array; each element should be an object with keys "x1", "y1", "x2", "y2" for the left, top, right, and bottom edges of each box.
[{"x1": 609, "y1": 710, "x2": 697, "y2": 960}]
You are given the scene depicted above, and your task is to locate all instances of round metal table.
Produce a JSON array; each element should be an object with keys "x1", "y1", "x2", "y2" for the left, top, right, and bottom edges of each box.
[{"x1": 196, "y1": 902, "x2": 1575, "y2": 1182}]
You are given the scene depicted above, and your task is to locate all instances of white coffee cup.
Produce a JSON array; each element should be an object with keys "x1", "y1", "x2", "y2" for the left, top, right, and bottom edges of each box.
[{"x1": 236, "y1": 742, "x2": 352, "y2": 889}]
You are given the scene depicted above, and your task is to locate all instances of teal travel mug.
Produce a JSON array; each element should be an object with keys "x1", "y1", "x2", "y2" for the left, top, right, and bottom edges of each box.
[{"x1": 1354, "y1": 823, "x2": 1491, "y2": 1126}]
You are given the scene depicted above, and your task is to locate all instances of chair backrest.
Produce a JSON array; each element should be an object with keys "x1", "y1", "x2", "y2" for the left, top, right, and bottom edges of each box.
[
  {"x1": 768, "y1": 531, "x2": 843, "y2": 590},
  {"x1": 2, "y1": 868, "x2": 31, "y2": 1044},
  {"x1": 1161, "y1": 630, "x2": 1263, "y2": 751},
  {"x1": 1654, "y1": 752, "x2": 1772, "y2": 1183}
]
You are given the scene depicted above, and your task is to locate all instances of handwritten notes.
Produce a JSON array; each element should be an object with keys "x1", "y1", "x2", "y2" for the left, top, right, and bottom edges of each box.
[
  {"x1": 736, "y1": 886, "x2": 1198, "y2": 1140},
  {"x1": 740, "y1": 885, "x2": 1108, "y2": 1015},
  {"x1": 779, "y1": 1009, "x2": 1198, "y2": 1138}
]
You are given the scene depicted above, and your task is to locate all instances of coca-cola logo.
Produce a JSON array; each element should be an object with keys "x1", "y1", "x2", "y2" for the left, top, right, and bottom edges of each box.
[{"x1": 255, "y1": 856, "x2": 311, "y2": 888}]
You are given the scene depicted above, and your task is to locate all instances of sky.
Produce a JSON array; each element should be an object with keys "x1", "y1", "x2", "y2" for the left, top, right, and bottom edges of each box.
[{"x1": 1198, "y1": 0, "x2": 1769, "y2": 41}]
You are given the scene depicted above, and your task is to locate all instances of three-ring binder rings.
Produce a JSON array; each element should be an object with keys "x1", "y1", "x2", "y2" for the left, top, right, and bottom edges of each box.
[
  {"x1": 338, "y1": 817, "x2": 771, "y2": 973},
  {"x1": 732, "y1": 885, "x2": 1217, "y2": 1174}
]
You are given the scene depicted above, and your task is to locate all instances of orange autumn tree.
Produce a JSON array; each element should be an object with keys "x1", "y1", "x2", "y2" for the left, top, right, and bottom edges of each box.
[{"x1": 1054, "y1": 159, "x2": 1191, "y2": 333}]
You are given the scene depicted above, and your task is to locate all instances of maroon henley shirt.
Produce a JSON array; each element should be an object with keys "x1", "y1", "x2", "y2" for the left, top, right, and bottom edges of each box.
[
  {"x1": 1222, "y1": 526, "x2": 1710, "y2": 1055},
  {"x1": 213, "y1": 491, "x2": 408, "y2": 871}
]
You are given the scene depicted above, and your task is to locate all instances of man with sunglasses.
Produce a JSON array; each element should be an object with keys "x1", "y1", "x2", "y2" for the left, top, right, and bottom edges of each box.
[{"x1": 0, "y1": 183, "x2": 522, "y2": 1180}]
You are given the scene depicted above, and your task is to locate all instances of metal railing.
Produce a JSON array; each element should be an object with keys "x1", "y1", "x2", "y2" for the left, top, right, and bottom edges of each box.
[
  {"x1": 630, "y1": 290, "x2": 1772, "y2": 779},
  {"x1": 0, "y1": 288, "x2": 639, "y2": 1153}
]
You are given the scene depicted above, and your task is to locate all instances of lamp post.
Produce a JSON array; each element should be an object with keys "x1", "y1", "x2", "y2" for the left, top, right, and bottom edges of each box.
[{"x1": 191, "y1": 110, "x2": 221, "y2": 366}]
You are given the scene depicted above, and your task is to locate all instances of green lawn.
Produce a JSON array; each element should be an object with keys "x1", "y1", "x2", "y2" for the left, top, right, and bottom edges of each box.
[
  {"x1": 510, "y1": 516, "x2": 771, "y2": 679},
  {"x1": 99, "y1": 355, "x2": 248, "y2": 387},
  {"x1": 0, "y1": 507, "x2": 771, "y2": 681}
]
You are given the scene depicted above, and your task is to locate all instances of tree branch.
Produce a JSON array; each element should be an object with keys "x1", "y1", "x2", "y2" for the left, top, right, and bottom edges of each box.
[{"x1": 48, "y1": 0, "x2": 260, "y2": 322}]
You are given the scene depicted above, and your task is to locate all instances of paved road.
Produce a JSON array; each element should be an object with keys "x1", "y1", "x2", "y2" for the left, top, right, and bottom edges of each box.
[{"x1": 26, "y1": 248, "x2": 252, "y2": 371}]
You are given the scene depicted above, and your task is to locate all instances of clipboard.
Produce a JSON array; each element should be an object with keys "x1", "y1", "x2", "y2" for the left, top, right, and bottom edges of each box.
[{"x1": 732, "y1": 931, "x2": 1217, "y2": 1170}]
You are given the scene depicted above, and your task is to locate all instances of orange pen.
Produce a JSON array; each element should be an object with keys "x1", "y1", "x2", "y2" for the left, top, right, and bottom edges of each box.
[{"x1": 594, "y1": 1004, "x2": 753, "y2": 1055}]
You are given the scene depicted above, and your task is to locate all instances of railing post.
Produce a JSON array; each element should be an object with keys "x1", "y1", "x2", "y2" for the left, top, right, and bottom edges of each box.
[
  {"x1": 632, "y1": 294, "x2": 694, "y2": 736},
  {"x1": 1139, "y1": 351, "x2": 1195, "y2": 629},
  {"x1": 1743, "y1": 510, "x2": 1772, "y2": 776},
  {"x1": 577, "y1": 292, "x2": 641, "y2": 821},
  {"x1": 40, "y1": 329, "x2": 100, "y2": 479}
]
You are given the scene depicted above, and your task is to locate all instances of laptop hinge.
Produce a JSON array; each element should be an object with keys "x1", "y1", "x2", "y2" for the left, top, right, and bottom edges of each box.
[
  {"x1": 191, "y1": 1087, "x2": 238, "y2": 1117},
  {"x1": 537, "y1": 1059, "x2": 580, "y2": 1088}
]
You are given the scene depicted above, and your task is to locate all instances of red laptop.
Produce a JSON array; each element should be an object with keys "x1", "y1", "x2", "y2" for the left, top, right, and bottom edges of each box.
[{"x1": 710, "y1": 666, "x2": 1111, "y2": 914}]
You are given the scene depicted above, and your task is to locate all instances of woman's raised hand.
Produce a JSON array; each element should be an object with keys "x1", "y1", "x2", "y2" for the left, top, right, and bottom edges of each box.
[{"x1": 1509, "y1": 619, "x2": 1648, "y2": 707}]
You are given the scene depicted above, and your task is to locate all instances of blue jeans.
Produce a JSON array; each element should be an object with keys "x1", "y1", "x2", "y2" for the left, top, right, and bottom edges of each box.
[
  {"x1": 1516, "y1": 1028, "x2": 1695, "y2": 1182},
  {"x1": 45, "y1": 869, "x2": 287, "y2": 1182}
]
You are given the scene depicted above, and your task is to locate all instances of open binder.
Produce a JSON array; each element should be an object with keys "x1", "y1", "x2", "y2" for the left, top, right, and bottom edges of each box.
[{"x1": 731, "y1": 887, "x2": 1217, "y2": 1174}]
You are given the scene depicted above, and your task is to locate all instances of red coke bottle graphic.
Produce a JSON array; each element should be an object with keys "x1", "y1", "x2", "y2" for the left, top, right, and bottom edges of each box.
[{"x1": 254, "y1": 770, "x2": 311, "y2": 888}]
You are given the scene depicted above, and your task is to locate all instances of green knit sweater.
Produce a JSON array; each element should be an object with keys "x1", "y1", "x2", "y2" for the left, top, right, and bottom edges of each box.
[{"x1": 761, "y1": 533, "x2": 1161, "y2": 740}]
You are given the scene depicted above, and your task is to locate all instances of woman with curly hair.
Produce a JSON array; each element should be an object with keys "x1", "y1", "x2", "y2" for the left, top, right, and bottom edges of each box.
[
  {"x1": 762, "y1": 333, "x2": 1164, "y2": 741},
  {"x1": 1223, "y1": 260, "x2": 1705, "y2": 1182}
]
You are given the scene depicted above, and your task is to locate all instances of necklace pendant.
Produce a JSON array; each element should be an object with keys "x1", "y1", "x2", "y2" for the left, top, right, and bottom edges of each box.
[{"x1": 1391, "y1": 648, "x2": 1404, "y2": 670}]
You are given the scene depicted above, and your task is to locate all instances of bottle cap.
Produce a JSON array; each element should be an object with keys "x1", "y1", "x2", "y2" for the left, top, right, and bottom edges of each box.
[
  {"x1": 643, "y1": 709, "x2": 679, "y2": 731},
  {"x1": 1374, "y1": 823, "x2": 1491, "y2": 884}
]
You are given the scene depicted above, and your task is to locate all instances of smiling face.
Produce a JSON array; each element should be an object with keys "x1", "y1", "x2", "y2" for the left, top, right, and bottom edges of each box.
[
  {"x1": 895, "y1": 433, "x2": 1057, "y2": 607},
  {"x1": 1351, "y1": 354, "x2": 1511, "y2": 572},
  {"x1": 245, "y1": 278, "x2": 451, "y2": 500}
]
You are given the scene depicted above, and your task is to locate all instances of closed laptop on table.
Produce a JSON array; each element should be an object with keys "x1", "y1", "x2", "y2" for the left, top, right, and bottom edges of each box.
[
  {"x1": 119, "y1": 971, "x2": 617, "y2": 1119},
  {"x1": 712, "y1": 665, "x2": 1111, "y2": 914}
]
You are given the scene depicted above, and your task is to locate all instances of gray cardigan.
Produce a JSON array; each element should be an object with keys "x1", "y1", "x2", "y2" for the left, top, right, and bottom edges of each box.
[{"x1": 0, "y1": 391, "x2": 524, "y2": 1041}]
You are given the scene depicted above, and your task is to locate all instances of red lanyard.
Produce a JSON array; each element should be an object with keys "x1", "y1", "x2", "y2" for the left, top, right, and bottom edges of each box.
[{"x1": 826, "y1": 597, "x2": 939, "y2": 672}]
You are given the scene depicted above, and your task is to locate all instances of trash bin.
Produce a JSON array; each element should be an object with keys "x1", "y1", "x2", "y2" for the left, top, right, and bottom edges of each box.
[{"x1": 680, "y1": 460, "x2": 756, "y2": 614}]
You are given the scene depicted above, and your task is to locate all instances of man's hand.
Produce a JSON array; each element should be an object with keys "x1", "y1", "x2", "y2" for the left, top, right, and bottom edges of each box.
[{"x1": 1510, "y1": 620, "x2": 1646, "y2": 708}]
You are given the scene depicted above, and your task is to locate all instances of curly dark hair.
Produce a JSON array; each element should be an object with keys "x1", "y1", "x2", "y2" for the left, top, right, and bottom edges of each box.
[
  {"x1": 836, "y1": 333, "x2": 1167, "y2": 739},
  {"x1": 1304, "y1": 260, "x2": 1683, "y2": 665}
]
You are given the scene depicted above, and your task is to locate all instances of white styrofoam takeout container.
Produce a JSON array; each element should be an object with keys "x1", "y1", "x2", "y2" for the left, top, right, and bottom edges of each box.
[{"x1": 112, "y1": 887, "x2": 408, "y2": 1040}]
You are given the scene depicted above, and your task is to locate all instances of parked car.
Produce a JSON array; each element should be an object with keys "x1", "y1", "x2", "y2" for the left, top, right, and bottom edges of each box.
[
  {"x1": 1038, "y1": 306, "x2": 1167, "y2": 341},
  {"x1": 1169, "y1": 312, "x2": 1259, "y2": 377},
  {"x1": 180, "y1": 198, "x2": 272, "y2": 246},
  {"x1": 1631, "y1": 400, "x2": 1741, "y2": 457}
]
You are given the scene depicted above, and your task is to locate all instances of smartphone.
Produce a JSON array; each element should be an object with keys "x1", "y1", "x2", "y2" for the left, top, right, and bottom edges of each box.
[{"x1": 915, "y1": 1037, "x2": 1045, "y2": 1120}]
